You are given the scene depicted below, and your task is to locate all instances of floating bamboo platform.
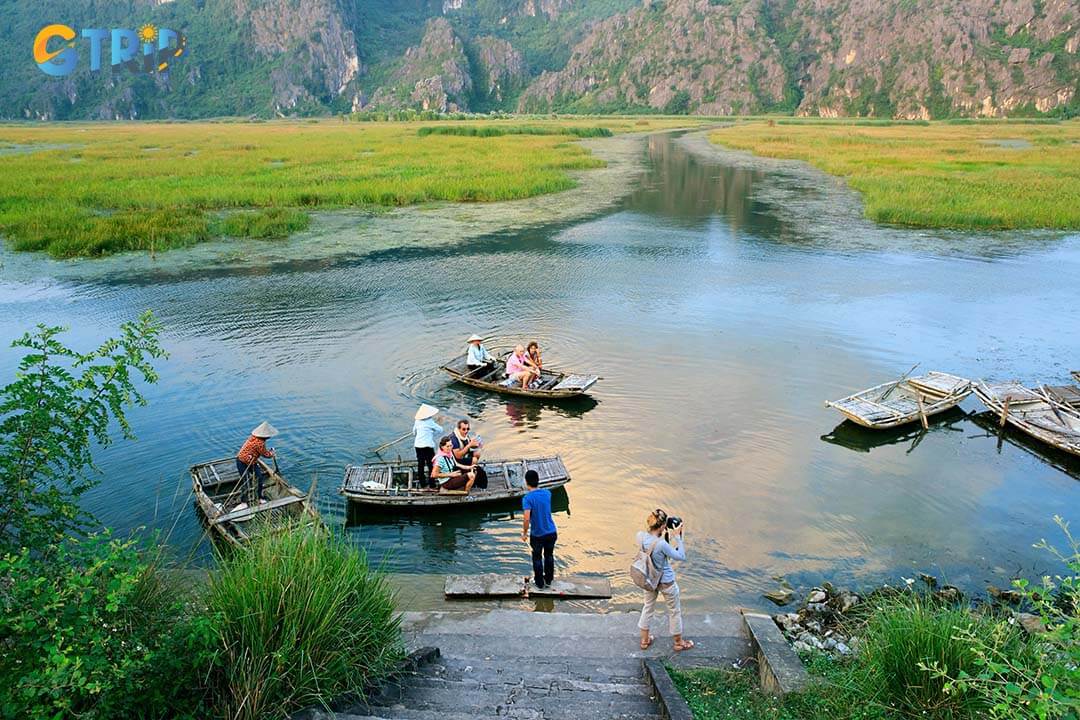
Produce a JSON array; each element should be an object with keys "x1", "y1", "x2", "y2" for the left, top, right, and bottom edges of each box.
[
  {"x1": 825, "y1": 371, "x2": 972, "y2": 429},
  {"x1": 440, "y1": 354, "x2": 599, "y2": 399},
  {"x1": 973, "y1": 381, "x2": 1080, "y2": 458},
  {"x1": 341, "y1": 455, "x2": 570, "y2": 507},
  {"x1": 190, "y1": 457, "x2": 319, "y2": 547}
]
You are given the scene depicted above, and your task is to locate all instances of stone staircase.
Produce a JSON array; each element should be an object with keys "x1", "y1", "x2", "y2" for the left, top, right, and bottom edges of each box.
[{"x1": 310, "y1": 609, "x2": 750, "y2": 720}]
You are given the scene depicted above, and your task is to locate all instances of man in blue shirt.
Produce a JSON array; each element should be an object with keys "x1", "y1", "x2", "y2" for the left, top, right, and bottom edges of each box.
[{"x1": 521, "y1": 470, "x2": 557, "y2": 589}]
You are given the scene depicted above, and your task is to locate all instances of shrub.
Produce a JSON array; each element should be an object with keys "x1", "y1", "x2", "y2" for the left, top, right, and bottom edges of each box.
[
  {"x1": 205, "y1": 525, "x2": 402, "y2": 720},
  {"x1": 926, "y1": 516, "x2": 1080, "y2": 719},
  {"x1": 856, "y1": 593, "x2": 1029, "y2": 717},
  {"x1": 0, "y1": 534, "x2": 216, "y2": 719}
]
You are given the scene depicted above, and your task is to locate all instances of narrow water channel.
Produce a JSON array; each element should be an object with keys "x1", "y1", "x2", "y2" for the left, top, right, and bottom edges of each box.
[{"x1": 1, "y1": 131, "x2": 1077, "y2": 611}]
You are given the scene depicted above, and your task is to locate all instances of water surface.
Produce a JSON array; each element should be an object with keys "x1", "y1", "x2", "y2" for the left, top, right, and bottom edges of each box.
[{"x1": 1, "y1": 131, "x2": 1077, "y2": 611}]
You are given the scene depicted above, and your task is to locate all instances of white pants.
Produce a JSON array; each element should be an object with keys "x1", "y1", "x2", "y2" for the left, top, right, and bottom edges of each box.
[{"x1": 638, "y1": 581, "x2": 682, "y2": 636}]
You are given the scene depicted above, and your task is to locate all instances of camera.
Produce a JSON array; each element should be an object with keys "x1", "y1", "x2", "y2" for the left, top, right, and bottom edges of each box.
[{"x1": 666, "y1": 516, "x2": 683, "y2": 530}]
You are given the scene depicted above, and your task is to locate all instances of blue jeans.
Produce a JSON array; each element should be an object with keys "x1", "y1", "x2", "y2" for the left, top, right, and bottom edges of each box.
[
  {"x1": 236, "y1": 458, "x2": 269, "y2": 497},
  {"x1": 530, "y1": 532, "x2": 557, "y2": 588}
]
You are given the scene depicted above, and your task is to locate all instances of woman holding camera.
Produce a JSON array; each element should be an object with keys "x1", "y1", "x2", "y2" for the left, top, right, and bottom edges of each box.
[{"x1": 636, "y1": 509, "x2": 694, "y2": 652}]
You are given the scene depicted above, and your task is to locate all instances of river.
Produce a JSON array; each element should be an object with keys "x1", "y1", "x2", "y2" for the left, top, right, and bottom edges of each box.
[{"x1": 1, "y1": 130, "x2": 1077, "y2": 611}]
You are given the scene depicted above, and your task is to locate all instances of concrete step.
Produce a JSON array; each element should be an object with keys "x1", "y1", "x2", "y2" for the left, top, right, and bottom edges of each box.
[
  {"x1": 360, "y1": 695, "x2": 662, "y2": 720},
  {"x1": 431, "y1": 655, "x2": 646, "y2": 683},
  {"x1": 339, "y1": 709, "x2": 660, "y2": 720},
  {"x1": 403, "y1": 673, "x2": 653, "y2": 697}
]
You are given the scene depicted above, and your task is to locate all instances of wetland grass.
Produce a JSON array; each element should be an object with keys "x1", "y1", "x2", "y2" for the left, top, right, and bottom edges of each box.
[
  {"x1": 0, "y1": 117, "x2": 693, "y2": 258},
  {"x1": 710, "y1": 119, "x2": 1080, "y2": 230}
]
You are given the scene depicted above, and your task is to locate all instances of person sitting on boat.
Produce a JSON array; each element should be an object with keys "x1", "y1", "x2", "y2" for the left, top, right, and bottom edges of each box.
[
  {"x1": 451, "y1": 418, "x2": 488, "y2": 489},
  {"x1": 236, "y1": 421, "x2": 277, "y2": 500},
  {"x1": 431, "y1": 435, "x2": 475, "y2": 493},
  {"x1": 505, "y1": 345, "x2": 540, "y2": 389},
  {"x1": 466, "y1": 334, "x2": 494, "y2": 370},
  {"x1": 526, "y1": 341, "x2": 543, "y2": 373},
  {"x1": 413, "y1": 403, "x2": 443, "y2": 490}
]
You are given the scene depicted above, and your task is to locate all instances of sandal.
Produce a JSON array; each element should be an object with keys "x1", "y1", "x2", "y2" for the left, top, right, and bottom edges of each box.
[
  {"x1": 673, "y1": 639, "x2": 695, "y2": 652},
  {"x1": 640, "y1": 635, "x2": 655, "y2": 650}
]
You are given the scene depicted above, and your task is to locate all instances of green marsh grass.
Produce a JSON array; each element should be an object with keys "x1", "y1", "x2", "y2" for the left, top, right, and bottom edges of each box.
[
  {"x1": 710, "y1": 120, "x2": 1080, "y2": 230},
  {"x1": 206, "y1": 526, "x2": 402, "y2": 720},
  {"x1": 221, "y1": 208, "x2": 311, "y2": 239},
  {"x1": 0, "y1": 117, "x2": 693, "y2": 258}
]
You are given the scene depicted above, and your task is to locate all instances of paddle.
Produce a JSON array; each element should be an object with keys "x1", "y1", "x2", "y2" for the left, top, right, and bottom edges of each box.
[
  {"x1": 367, "y1": 407, "x2": 480, "y2": 456},
  {"x1": 879, "y1": 363, "x2": 920, "y2": 402}
]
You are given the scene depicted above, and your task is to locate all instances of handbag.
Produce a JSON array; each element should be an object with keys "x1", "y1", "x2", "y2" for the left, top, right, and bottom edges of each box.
[{"x1": 630, "y1": 535, "x2": 662, "y2": 591}]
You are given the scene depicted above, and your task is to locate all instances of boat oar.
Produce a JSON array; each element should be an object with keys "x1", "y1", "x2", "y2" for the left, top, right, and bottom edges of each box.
[
  {"x1": 1038, "y1": 385, "x2": 1070, "y2": 429},
  {"x1": 880, "y1": 363, "x2": 920, "y2": 402},
  {"x1": 369, "y1": 431, "x2": 413, "y2": 455}
]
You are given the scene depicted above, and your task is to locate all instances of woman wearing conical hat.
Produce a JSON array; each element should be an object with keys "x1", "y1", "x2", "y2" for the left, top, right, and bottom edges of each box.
[
  {"x1": 236, "y1": 421, "x2": 277, "y2": 500},
  {"x1": 413, "y1": 404, "x2": 443, "y2": 490}
]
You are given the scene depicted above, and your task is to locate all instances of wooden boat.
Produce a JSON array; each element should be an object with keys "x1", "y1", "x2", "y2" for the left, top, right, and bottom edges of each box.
[
  {"x1": 1073, "y1": 371, "x2": 1080, "y2": 383},
  {"x1": 440, "y1": 353, "x2": 599, "y2": 399},
  {"x1": 190, "y1": 457, "x2": 320, "y2": 547},
  {"x1": 969, "y1": 410, "x2": 1080, "y2": 481},
  {"x1": 973, "y1": 381, "x2": 1080, "y2": 458},
  {"x1": 341, "y1": 455, "x2": 569, "y2": 507},
  {"x1": 825, "y1": 371, "x2": 972, "y2": 429}
]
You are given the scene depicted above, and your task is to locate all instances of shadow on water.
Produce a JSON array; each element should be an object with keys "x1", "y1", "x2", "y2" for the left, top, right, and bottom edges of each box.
[
  {"x1": 968, "y1": 410, "x2": 1080, "y2": 481},
  {"x1": 821, "y1": 408, "x2": 969, "y2": 454}
]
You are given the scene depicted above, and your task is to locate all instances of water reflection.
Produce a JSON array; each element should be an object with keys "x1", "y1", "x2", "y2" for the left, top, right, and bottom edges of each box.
[
  {"x1": 968, "y1": 410, "x2": 1080, "y2": 482},
  {"x1": 821, "y1": 408, "x2": 968, "y2": 454}
]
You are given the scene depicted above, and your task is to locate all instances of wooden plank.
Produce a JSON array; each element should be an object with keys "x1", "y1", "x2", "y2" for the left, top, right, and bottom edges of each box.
[
  {"x1": 444, "y1": 573, "x2": 525, "y2": 597},
  {"x1": 528, "y1": 576, "x2": 612, "y2": 599},
  {"x1": 552, "y1": 374, "x2": 598, "y2": 392},
  {"x1": 212, "y1": 495, "x2": 304, "y2": 524}
]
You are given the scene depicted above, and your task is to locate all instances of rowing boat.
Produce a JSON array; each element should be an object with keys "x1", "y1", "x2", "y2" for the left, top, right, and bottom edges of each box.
[
  {"x1": 825, "y1": 371, "x2": 972, "y2": 429},
  {"x1": 341, "y1": 455, "x2": 570, "y2": 507},
  {"x1": 440, "y1": 353, "x2": 599, "y2": 399},
  {"x1": 973, "y1": 381, "x2": 1080, "y2": 457},
  {"x1": 190, "y1": 457, "x2": 320, "y2": 547}
]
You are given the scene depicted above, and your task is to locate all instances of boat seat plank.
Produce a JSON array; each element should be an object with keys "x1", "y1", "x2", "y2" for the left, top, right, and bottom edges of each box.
[
  {"x1": 553, "y1": 374, "x2": 599, "y2": 392},
  {"x1": 1045, "y1": 385, "x2": 1080, "y2": 408},
  {"x1": 908, "y1": 372, "x2": 969, "y2": 397},
  {"x1": 213, "y1": 495, "x2": 305, "y2": 524}
]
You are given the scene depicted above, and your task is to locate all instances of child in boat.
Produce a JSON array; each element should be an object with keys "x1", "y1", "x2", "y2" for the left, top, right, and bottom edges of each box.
[
  {"x1": 430, "y1": 436, "x2": 475, "y2": 493},
  {"x1": 236, "y1": 421, "x2": 277, "y2": 500}
]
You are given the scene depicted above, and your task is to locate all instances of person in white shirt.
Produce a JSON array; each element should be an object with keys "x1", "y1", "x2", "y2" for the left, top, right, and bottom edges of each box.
[
  {"x1": 466, "y1": 334, "x2": 494, "y2": 369},
  {"x1": 412, "y1": 404, "x2": 443, "y2": 489}
]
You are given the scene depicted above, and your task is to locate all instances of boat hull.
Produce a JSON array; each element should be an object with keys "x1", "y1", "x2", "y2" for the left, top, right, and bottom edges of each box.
[
  {"x1": 973, "y1": 381, "x2": 1080, "y2": 458},
  {"x1": 825, "y1": 372, "x2": 972, "y2": 430},
  {"x1": 440, "y1": 354, "x2": 598, "y2": 399}
]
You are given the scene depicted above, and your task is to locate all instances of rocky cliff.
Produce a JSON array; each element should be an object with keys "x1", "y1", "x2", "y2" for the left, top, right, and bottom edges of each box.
[
  {"x1": 516, "y1": 0, "x2": 1079, "y2": 117},
  {"x1": 2, "y1": 0, "x2": 1076, "y2": 119}
]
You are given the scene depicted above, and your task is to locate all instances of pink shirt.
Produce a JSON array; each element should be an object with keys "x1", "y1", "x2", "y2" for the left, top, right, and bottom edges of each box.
[{"x1": 506, "y1": 352, "x2": 528, "y2": 375}]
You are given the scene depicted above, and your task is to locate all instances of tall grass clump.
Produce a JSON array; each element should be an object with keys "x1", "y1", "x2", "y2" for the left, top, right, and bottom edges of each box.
[
  {"x1": 855, "y1": 593, "x2": 1028, "y2": 717},
  {"x1": 206, "y1": 525, "x2": 402, "y2": 720},
  {"x1": 221, "y1": 208, "x2": 311, "y2": 239},
  {"x1": 417, "y1": 124, "x2": 613, "y2": 138}
]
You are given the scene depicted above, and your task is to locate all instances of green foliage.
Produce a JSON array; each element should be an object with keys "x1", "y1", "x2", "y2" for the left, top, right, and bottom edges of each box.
[
  {"x1": 205, "y1": 526, "x2": 403, "y2": 720},
  {"x1": 0, "y1": 314, "x2": 166, "y2": 552},
  {"x1": 855, "y1": 593, "x2": 1021, "y2": 716},
  {"x1": 221, "y1": 208, "x2": 311, "y2": 239},
  {"x1": 0, "y1": 534, "x2": 217, "y2": 719},
  {"x1": 663, "y1": 91, "x2": 693, "y2": 116},
  {"x1": 925, "y1": 516, "x2": 1080, "y2": 719}
]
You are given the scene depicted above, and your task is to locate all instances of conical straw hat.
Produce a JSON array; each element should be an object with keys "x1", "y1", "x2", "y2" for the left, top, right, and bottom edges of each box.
[
  {"x1": 414, "y1": 403, "x2": 439, "y2": 420},
  {"x1": 250, "y1": 421, "x2": 278, "y2": 438},
  {"x1": 467, "y1": 334, "x2": 484, "y2": 342}
]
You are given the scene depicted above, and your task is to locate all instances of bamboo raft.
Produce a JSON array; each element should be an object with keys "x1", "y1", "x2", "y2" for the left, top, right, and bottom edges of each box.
[
  {"x1": 825, "y1": 371, "x2": 972, "y2": 429},
  {"x1": 973, "y1": 381, "x2": 1080, "y2": 458},
  {"x1": 190, "y1": 457, "x2": 320, "y2": 547},
  {"x1": 440, "y1": 353, "x2": 599, "y2": 399},
  {"x1": 341, "y1": 455, "x2": 570, "y2": 507}
]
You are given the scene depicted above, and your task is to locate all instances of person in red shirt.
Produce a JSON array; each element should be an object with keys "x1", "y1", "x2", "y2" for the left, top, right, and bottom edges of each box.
[{"x1": 236, "y1": 421, "x2": 277, "y2": 499}]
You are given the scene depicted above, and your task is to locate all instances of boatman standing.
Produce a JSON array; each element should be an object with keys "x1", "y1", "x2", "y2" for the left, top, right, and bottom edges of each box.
[
  {"x1": 466, "y1": 333, "x2": 494, "y2": 370},
  {"x1": 413, "y1": 404, "x2": 443, "y2": 489},
  {"x1": 236, "y1": 421, "x2": 277, "y2": 500}
]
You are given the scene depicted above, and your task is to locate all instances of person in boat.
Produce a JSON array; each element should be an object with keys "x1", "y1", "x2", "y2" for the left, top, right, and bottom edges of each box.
[
  {"x1": 430, "y1": 435, "x2": 475, "y2": 493},
  {"x1": 521, "y1": 469, "x2": 557, "y2": 589},
  {"x1": 505, "y1": 345, "x2": 540, "y2": 389},
  {"x1": 466, "y1": 333, "x2": 494, "y2": 370},
  {"x1": 450, "y1": 418, "x2": 488, "y2": 489},
  {"x1": 236, "y1": 421, "x2": 277, "y2": 500},
  {"x1": 637, "y1": 508, "x2": 695, "y2": 653},
  {"x1": 526, "y1": 341, "x2": 543, "y2": 373},
  {"x1": 413, "y1": 403, "x2": 443, "y2": 489}
]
